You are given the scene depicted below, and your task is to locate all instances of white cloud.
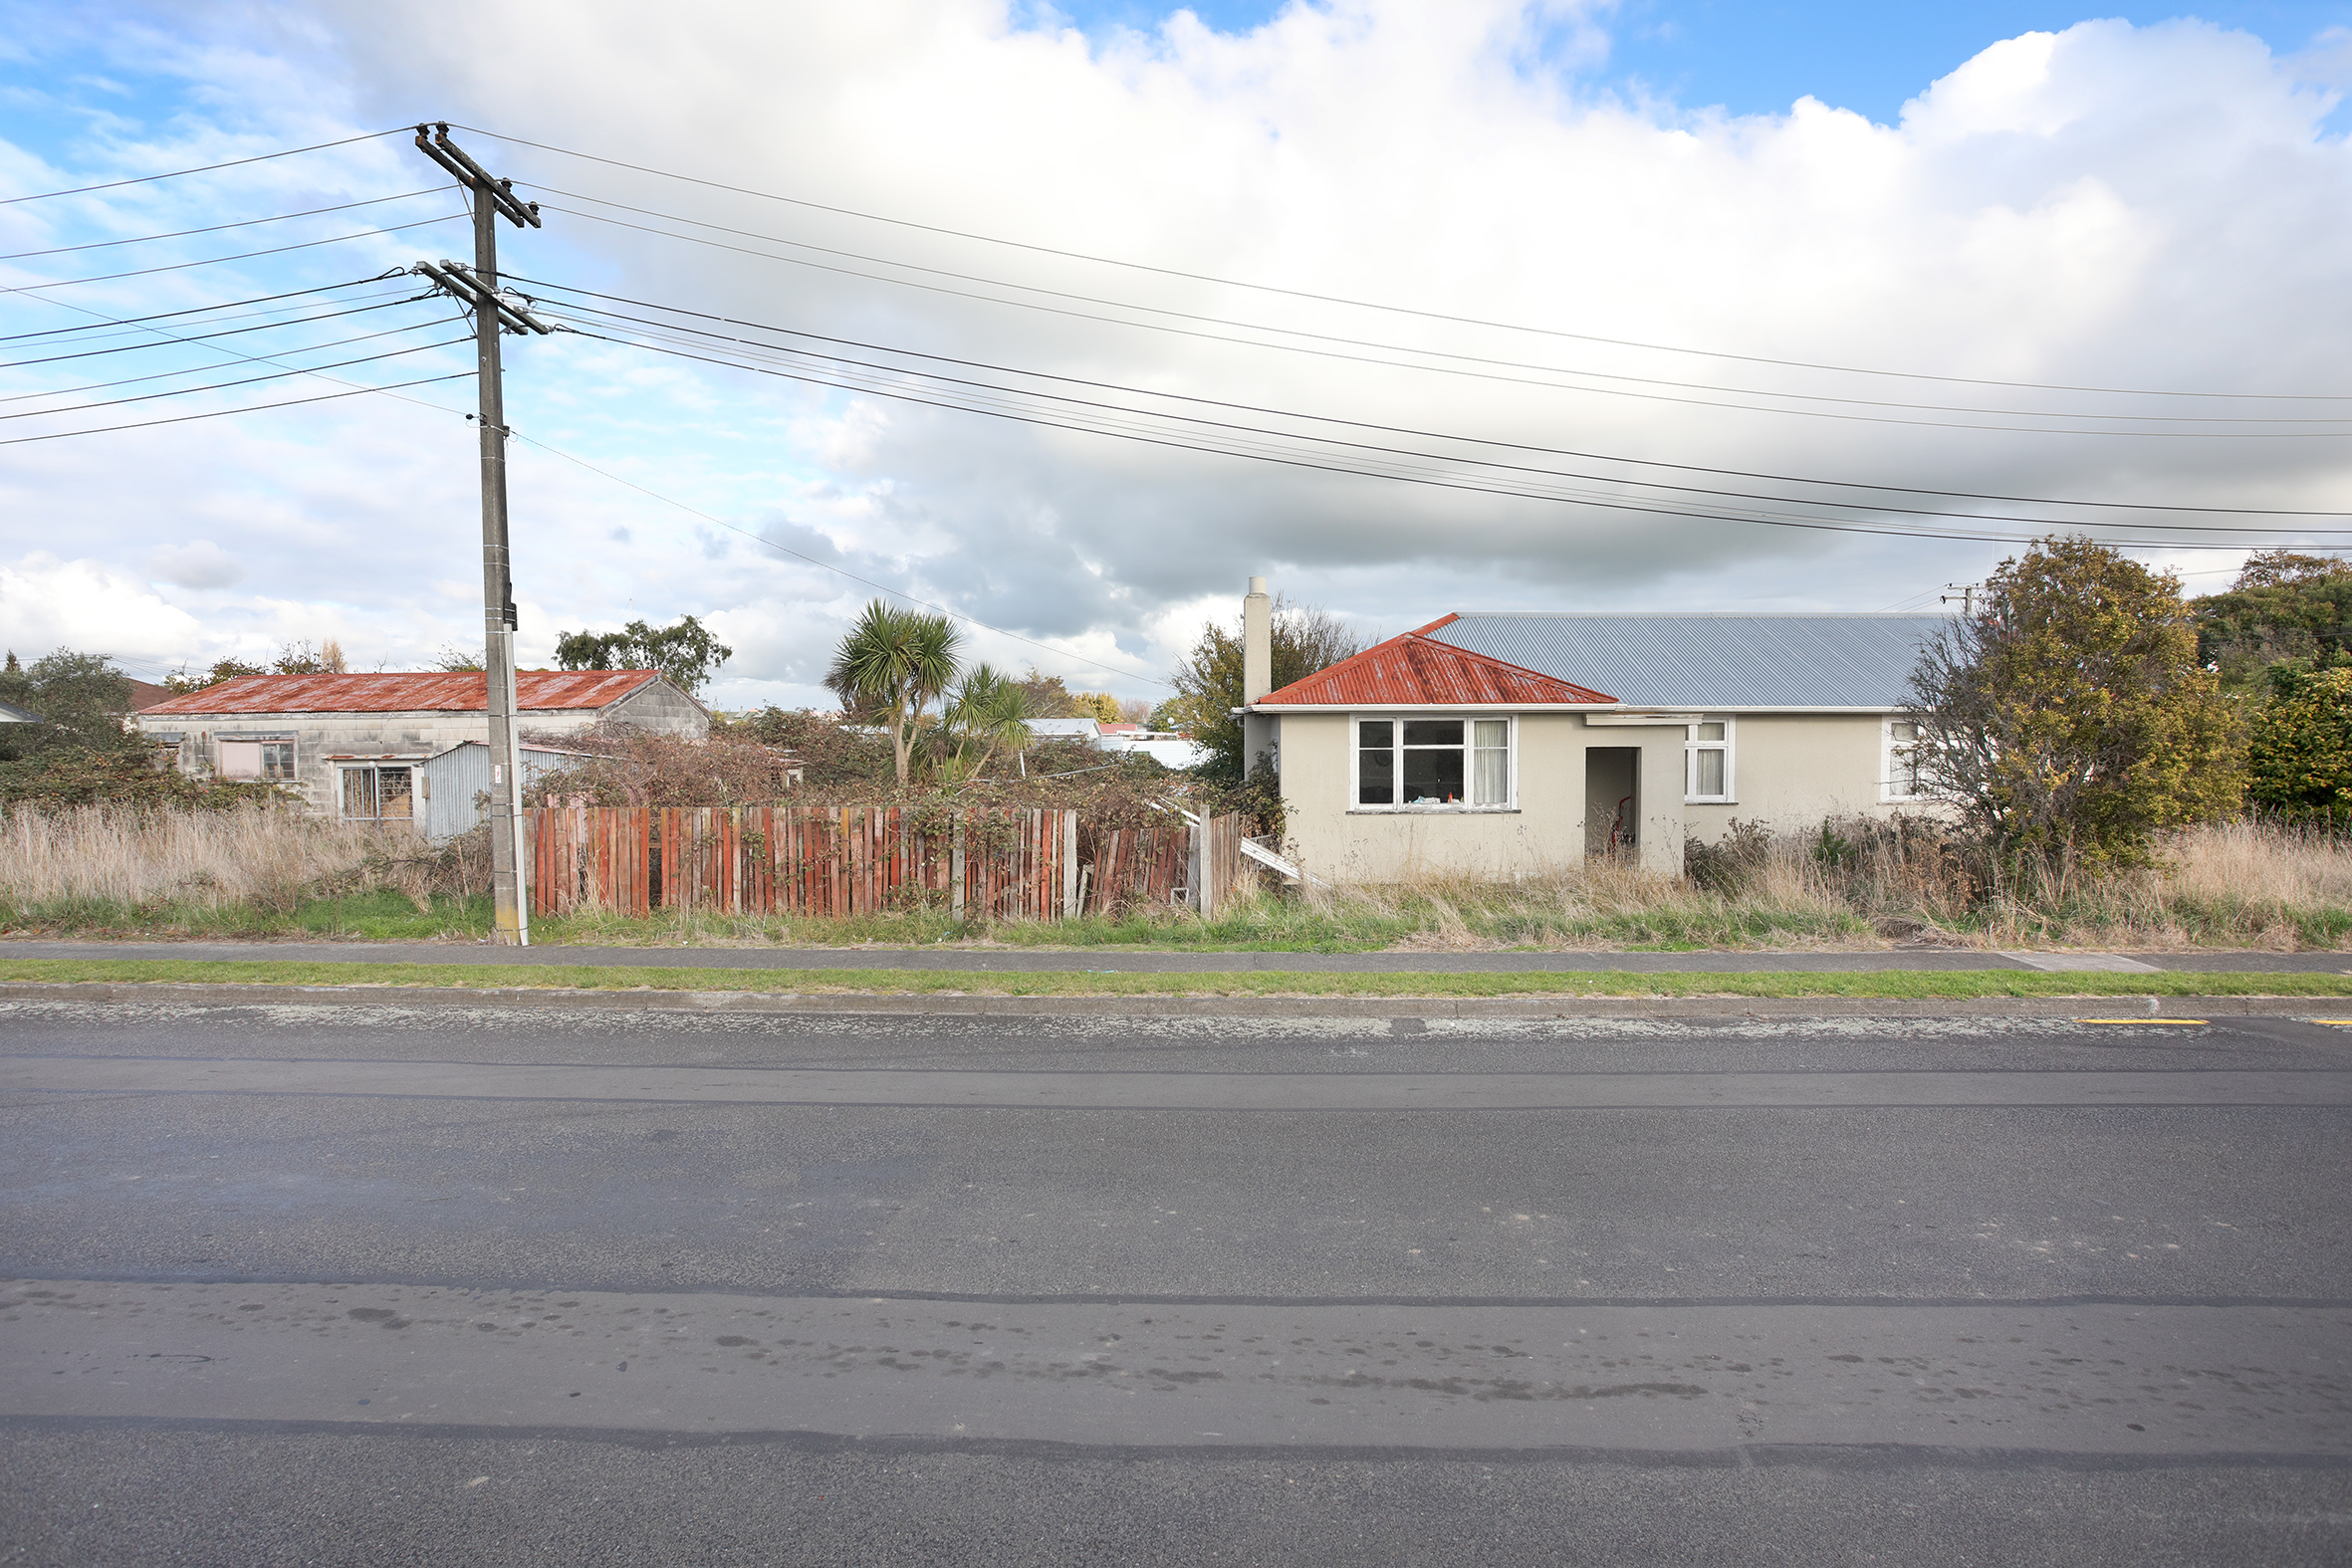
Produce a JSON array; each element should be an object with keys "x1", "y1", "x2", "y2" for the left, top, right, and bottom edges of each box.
[
  {"x1": 0, "y1": 552, "x2": 207, "y2": 662},
  {"x1": 4, "y1": 2, "x2": 2350, "y2": 702}
]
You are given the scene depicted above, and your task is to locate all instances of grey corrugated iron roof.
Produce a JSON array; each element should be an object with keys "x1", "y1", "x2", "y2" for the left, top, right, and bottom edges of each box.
[{"x1": 1423, "y1": 613, "x2": 1949, "y2": 708}]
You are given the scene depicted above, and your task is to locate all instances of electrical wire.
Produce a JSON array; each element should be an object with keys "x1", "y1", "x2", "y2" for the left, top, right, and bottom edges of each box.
[
  {"x1": 520, "y1": 279, "x2": 2352, "y2": 528},
  {"x1": 529, "y1": 200, "x2": 2351, "y2": 440},
  {"x1": 3, "y1": 278, "x2": 1162, "y2": 687},
  {"x1": 0, "y1": 373, "x2": 471, "y2": 445},
  {"x1": 0, "y1": 336, "x2": 475, "y2": 421},
  {"x1": 2, "y1": 127, "x2": 412, "y2": 205},
  {"x1": 527, "y1": 188, "x2": 2352, "y2": 431},
  {"x1": 0, "y1": 190, "x2": 446, "y2": 261},
  {"x1": 0, "y1": 277, "x2": 396, "y2": 343},
  {"x1": 568, "y1": 322, "x2": 2292, "y2": 552},
  {"x1": 454, "y1": 121, "x2": 2352, "y2": 404},
  {"x1": 0, "y1": 294, "x2": 431, "y2": 371},
  {"x1": 1, "y1": 214, "x2": 463, "y2": 293},
  {"x1": 0, "y1": 315, "x2": 459, "y2": 404}
]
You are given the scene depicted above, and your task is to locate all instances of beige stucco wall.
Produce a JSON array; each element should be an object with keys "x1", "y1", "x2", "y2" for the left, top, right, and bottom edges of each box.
[
  {"x1": 1274, "y1": 709, "x2": 1921, "y2": 884},
  {"x1": 1275, "y1": 713, "x2": 1686, "y2": 882},
  {"x1": 1678, "y1": 713, "x2": 1930, "y2": 844}
]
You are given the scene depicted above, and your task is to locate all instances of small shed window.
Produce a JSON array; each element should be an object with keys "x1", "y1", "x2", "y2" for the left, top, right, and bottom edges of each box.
[
  {"x1": 217, "y1": 740, "x2": 296, "y2": 783},
  {"x1": 1685, "y1": 719, "x2": 1734, "y2": 802},
  {"x1": 1884, "y1": 719, "x2": 1927, "y2": 800},
  {"x1": 1355, "y1": 717, "x2": 1513, "y2": 808},
  {"x1": 341, "y1": 765, "x2": 414, "y2": 821}
]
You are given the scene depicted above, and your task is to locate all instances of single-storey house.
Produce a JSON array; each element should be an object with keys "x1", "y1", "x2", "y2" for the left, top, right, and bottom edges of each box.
[
  {"x1": 134, "y1": 670, "x2": 708, "y2": 828},
  {"x1": 1240, "y1": 593, "x2": 1946, "y2": 881}
]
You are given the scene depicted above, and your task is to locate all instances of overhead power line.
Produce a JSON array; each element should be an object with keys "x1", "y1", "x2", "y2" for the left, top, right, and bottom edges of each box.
[
  {"x1": 0, "y1": 372, "x2": 471, "y2": 446},
  {"x1": 0, "y1": 189, "x2": 444, "y2": 261},
  {"x1": 0, "y1": 335, "x2": 472, "y2": 420},
  {"x1": 526, "y1": 189, "x2": 2352, "y2": 433},
  {"x1": 524, "y1": 199, "x2": 2351, "y2": 440},
  {"x1": 0, "y1": 277, "x2": 397, "y2": 343},
  {"x1": 454, "y1": 121, "x2": 2352, "y2": 405},
  {"x1": 1, "y1": 214, "x2": 464, "y2": 293},
  {"x1": 1, "y1": 127, "x2": 412, "y2": 205},
  {"x1": 0, "y1": 314, "x2": 459, "y2": 403},
  {"x1": 0, "y1": 294, "x2": 431, "y2": 371},
  {"x1": 514, "y1": 277, "x2": 2352, "y2": 525},
  {"x1": 564, "y1": 321, "x2": 2305, "y2": 552}
]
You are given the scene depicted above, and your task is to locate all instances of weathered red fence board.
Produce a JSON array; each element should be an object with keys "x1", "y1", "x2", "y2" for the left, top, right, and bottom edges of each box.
[{"x1": 524, "y1": 804, "x2": 1222, "y2": 921}]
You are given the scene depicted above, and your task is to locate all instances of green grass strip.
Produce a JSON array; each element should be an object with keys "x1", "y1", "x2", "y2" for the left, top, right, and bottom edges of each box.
[{"x1": 3, "y1": 958, "x2": 2352, "y2": 1000}]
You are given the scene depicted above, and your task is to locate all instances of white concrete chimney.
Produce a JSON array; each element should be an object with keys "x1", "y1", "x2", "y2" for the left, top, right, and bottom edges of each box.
[{"x1": 1243, "y1": 575, "x2": 1272, "y2": 705}]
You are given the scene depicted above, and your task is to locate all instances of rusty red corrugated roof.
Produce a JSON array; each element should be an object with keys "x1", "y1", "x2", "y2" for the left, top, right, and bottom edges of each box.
[
  {"x1": 136, "y1": 670, "x2": 666, "y2": 717},
  {"x1": 1256, "y1": 632, "x2": 1615, "y2": 707}
]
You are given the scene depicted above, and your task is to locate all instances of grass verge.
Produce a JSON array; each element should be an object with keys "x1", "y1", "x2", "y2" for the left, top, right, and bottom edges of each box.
[{"x1": 3, "y1": 958, "x2": 2350, "y2": 1001}]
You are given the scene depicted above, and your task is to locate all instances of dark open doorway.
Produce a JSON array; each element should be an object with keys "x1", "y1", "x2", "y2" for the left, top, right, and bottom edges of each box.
[{"x1": 1585, "y1": 748, "x2": 1639, "y2": 858}]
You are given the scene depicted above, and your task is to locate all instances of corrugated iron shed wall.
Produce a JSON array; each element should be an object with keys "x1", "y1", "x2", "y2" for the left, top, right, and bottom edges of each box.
[
  {"x1": 138, "y1": 670, "x2": 664, "y2": 717},
  {"x1": 1424, "y1": 614, "x2": 1947, "y2": 708}
]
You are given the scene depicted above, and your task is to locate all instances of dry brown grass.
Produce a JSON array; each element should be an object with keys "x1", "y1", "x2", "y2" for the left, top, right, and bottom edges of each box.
[
  {"x1": 5, "y1": 803, "x2": 2349, "y2": 951},
  {"x1": 0, "y1": 803, "x2": 477, "y2": 915},
  {"x1": 1291, "y1": 816, "x2": 2352, "y2": 952}
]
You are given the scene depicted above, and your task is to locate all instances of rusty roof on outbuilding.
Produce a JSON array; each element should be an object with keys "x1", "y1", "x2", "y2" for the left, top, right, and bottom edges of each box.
[
  {"x1": 137, "y1": 670, "x2": 666, "y2": 717},
  {"x1": 1256, "y1": 632, "x2": 1614, "y2": 708}
]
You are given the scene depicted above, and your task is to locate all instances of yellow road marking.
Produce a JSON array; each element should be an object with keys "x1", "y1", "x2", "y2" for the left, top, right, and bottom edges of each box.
[{"x1": 2075, "y1": 1018, "x2": 2208, "y2": 1025}]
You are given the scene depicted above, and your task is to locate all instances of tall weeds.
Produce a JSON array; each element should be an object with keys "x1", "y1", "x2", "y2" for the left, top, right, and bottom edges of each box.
[
  {"x1": 5, "y1": 802, "x2": 2350, "y2": 950},
  {"x1": 0, "y1": 802, "x2": 486, "y2": 918}
]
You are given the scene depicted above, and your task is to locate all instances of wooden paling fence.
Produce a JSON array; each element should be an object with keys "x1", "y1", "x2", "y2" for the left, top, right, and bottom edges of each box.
[{"x1": 525, "y1": 805, "x2": 1231, "y2": 920}]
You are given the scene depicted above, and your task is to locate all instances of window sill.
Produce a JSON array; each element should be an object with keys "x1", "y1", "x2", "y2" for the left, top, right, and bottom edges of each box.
[
  {"x1": 1685, "y1": 797, "x2": 1739, "y2": 806},
  {"x1": 1349, "y1": 805, "x2": 1520, "y2": 815}
]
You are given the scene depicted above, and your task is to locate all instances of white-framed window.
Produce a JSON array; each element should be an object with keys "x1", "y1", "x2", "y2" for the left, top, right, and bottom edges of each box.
[
  {"x1": 216, "y1": 737, "x2": 296, "y2": 783},
  {"x1": 340, "y1": 765, "x2": 414, "y2": 821},
  {"x1": 1883, "y1": 718, "x2": 1928, "y2": 801},
  {"x1": 1685, "y1": 717, "x2": 1734, "y2": 802},
  {"x1": 1354, "y1": 715, "x2": 1514, "y2": 809}
]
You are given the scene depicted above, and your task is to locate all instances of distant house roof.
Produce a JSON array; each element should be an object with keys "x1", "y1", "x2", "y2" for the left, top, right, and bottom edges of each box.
[
  {"x1": 137, "y1": 670, "x2": 670, "y2": 717},
  {"x1": 1256, "y1": 630, "x2": 1615, "y2": 708},
  {"x1": 1419, "y1": 613, "x2": 1947, "y2": 709},
  {"x1": 1027, "y1": 717, "x2": 1105, "y2": 738},
  {"x1": 0, "y1": 698, "x2": 41, "y2": 723},
  {"x1": 122, "y1": 678, "x2": 170, "y2": 712}
]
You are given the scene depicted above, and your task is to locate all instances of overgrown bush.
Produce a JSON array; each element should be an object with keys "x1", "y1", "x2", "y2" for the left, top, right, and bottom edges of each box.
[{"x1": 2247, "y1": 663, "x2": 2352, "y2": 822}]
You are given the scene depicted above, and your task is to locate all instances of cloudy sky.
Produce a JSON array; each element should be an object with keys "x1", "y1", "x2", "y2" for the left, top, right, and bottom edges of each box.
[{"x1": 3, "y1": 1, "x2": 2349, "y2": 710}]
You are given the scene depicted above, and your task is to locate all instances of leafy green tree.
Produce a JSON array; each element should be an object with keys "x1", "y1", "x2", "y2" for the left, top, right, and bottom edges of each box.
[
  {"x1": 0, "y1": 650, "x2": 138, "y2": 759},
  {"x1": 2247, "y1": 662, "x2": 2352, "y2": 819},
  {"x1": 1165, "y1": 595, "x2": 1364, "y2": 781},
  {"x1": 823, "y1": 600, "x2": 963, "y2": 785},
  {"x1": 553, "y1": 614, "x2": 735, "y2": 696},
  {"x1": 2191, "y1": 549, "x2": 2352, "y2": 688},
  {"x1": 1909, "y1": 537, "x2": 2244, "y2": 871}
]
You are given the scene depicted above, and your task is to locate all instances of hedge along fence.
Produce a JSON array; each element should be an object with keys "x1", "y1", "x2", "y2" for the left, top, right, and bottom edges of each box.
[{"x1": 525, "y1": 804, "x2": 1221, "y2": 920}]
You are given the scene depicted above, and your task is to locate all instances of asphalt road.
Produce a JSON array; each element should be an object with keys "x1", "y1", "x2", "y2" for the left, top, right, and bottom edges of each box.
[
  {"x1": 4, "y1": 1000, "x2": 2351, "y2": 1565},
  {"x1": 8, "y1": 936, "x2": 2350, "y2": 972}
]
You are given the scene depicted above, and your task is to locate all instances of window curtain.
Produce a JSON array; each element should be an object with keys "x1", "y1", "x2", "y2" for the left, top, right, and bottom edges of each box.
[{"x1": 1472, "y1": 720, "x2": 1509, "y2": 805}]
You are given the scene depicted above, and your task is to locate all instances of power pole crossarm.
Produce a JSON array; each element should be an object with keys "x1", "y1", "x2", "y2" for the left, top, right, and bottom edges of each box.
[
  {"x1": 411, "y1": 260, "x2": 557, "y2": 336},
  {"x1": 411, "y1": 122, "x2": 545, "y2": 947}
]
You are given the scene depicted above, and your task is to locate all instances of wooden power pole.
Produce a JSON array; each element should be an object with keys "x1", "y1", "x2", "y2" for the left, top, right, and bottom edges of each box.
[{"x1": 412, "y1": 123, "x2": 553, "y2": 945}]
